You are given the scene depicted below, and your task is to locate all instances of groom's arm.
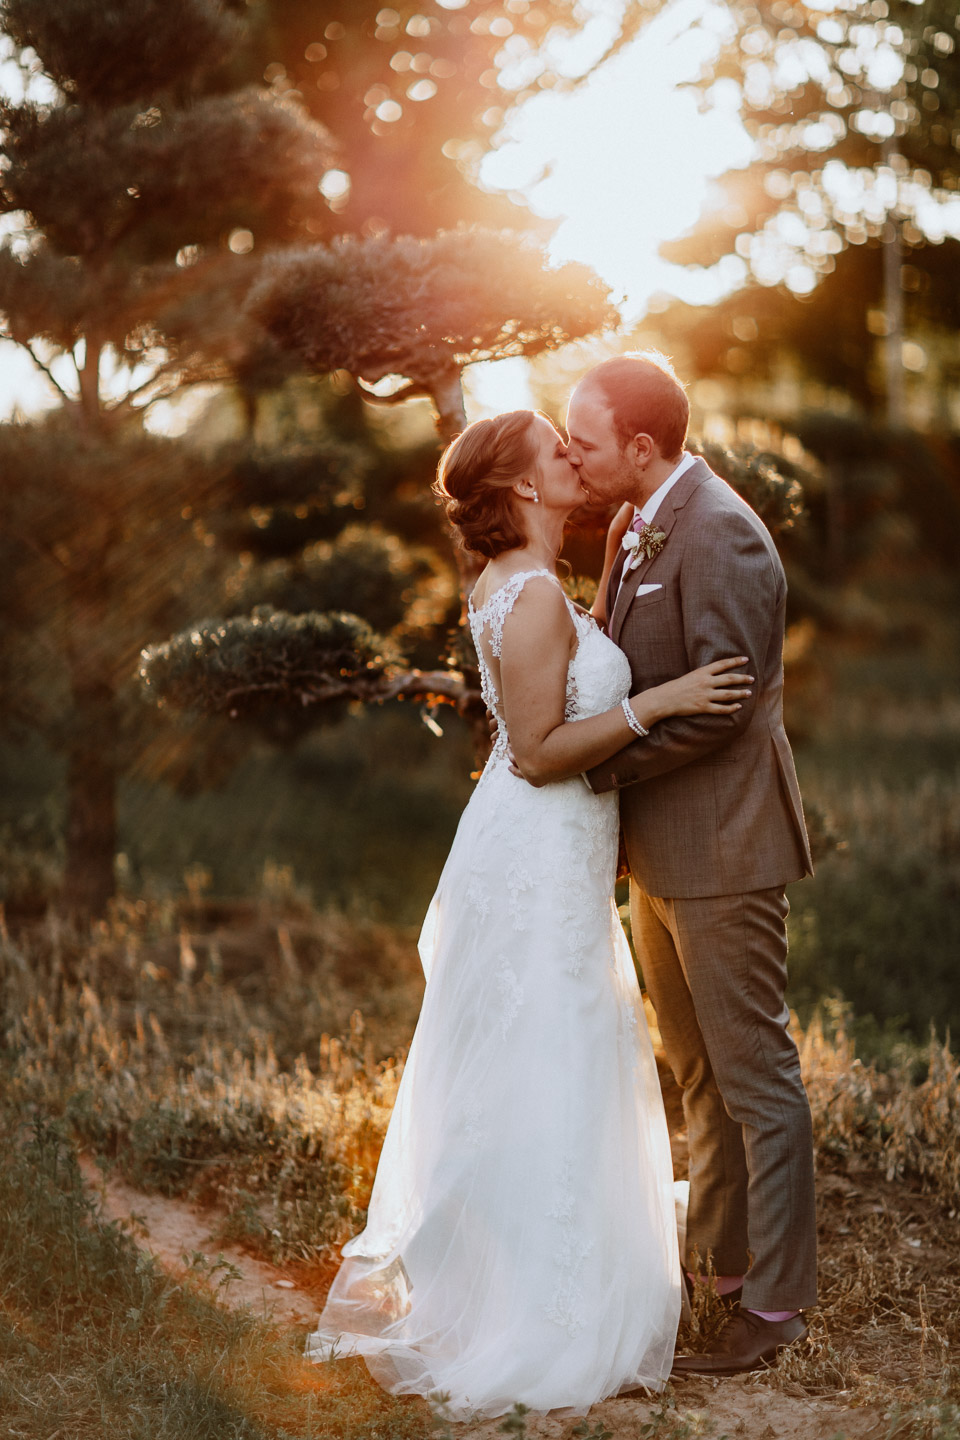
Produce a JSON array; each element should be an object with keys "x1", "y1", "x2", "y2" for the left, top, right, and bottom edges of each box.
[{"x1": 586, "y1": 506, "x2": 782, "y2": 794}]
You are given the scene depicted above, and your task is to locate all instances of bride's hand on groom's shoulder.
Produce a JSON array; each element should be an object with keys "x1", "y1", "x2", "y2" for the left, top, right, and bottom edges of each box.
[
  {"x1": 657, "y1": 657, "x2": 754, "y2": 718},
  {"x1": 593, "y1": 504, "x2": 636, "y2": 626},
  {"x1": 605, "y1": 502, "x2": 634, "y2": 561}
]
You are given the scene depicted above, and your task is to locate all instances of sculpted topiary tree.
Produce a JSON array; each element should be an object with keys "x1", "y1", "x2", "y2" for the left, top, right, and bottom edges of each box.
[
  {"x1": 139, "y1": 227, "x2": 616, "y2": 751},
  {"x1": 0, "y1": 0, "x2": 334, "y2": 914},
  {"x1": 248, "y1": 227, "x2": 616, "y2": 589}
]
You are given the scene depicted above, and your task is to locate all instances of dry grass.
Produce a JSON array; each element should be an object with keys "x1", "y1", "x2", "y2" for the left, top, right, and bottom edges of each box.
[
  {"x1": 1, "y1": 896, "x2": 421, "y2": 1276},
  {"x1": 3, "y1": 897, "x2": 960, "y2": 1438}
]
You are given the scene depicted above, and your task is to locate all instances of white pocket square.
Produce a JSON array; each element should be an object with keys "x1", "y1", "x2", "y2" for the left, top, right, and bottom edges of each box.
[{"x1": 631, "y1": 583, "x2": 662, "y2": 597}]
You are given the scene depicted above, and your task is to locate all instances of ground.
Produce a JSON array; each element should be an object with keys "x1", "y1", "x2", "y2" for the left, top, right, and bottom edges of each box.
[{"x1": 82, "y1": 1155, "x2": 889, "y2": 1440}]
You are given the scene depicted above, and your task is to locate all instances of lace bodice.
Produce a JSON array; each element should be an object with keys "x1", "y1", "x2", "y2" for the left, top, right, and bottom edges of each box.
[{"x1": 468, "y1": 569, "x2": 632, "y2": 766}]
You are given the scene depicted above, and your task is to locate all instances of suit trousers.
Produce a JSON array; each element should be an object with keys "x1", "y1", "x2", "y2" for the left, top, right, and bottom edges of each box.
[{"x1": 630, "y1": 882, "x2": 818, "y2": 1311}]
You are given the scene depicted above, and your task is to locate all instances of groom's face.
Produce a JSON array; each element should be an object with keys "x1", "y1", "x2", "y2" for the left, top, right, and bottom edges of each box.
[{"x1": 564, "y1": 384, "x2": 636, "y2": 507}]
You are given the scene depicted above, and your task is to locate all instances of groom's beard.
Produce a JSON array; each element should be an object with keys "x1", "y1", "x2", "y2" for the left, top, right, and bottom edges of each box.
[
  {"x1": 578, "y1": 452, "x2": 640, "y2": 509},
  {"x1": 605, "y1": 451, "x2": 647, "y2": 510}
]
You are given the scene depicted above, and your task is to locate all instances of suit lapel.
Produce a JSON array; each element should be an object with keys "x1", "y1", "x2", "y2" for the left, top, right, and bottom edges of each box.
[
  {"x1": 609, "y1": 458, "x2": 711, "y2": 645},
  {"x1": 605, "y1": 544, "x2": 629, "y2": 622}
]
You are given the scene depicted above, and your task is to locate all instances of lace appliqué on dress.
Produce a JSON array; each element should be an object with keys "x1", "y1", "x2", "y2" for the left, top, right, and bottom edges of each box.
[
  {"x1": 543, "y1": 1155, "x2": 595, "y2": 1338},
  {"x1": 495, "y1": 954, "x2": 524, "y2": 1040},
  {"x1": 465, "y1": 876, "x2": 490, "y2": 922}
]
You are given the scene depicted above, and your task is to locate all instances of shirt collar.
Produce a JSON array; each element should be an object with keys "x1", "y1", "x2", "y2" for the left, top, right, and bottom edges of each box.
[{"x1": 635, "y1": 451, "x2": 696, "y2": 527}]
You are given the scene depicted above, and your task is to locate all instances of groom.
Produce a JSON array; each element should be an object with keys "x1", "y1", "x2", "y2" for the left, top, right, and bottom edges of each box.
[{"x1": 566, "y1": 352, "x2": 817, "y2": 1375}]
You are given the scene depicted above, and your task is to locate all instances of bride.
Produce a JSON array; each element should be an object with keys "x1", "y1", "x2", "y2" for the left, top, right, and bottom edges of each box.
[{"x1": 306, "y1": 410, "x2": 753, "y2": 1417}]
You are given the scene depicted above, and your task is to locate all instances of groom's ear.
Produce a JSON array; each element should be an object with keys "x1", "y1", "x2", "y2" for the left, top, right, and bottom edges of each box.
[{"x1": 628, "y1": 432, "x2": 656, "y2": 466}]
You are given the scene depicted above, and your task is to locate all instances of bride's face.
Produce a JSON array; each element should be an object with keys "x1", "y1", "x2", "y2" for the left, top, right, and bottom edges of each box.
[{"x1": 528, "y1": 415, "x2": 585, "y2": 512}]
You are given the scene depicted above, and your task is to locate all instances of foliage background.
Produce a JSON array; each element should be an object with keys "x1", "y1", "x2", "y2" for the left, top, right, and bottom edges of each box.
[{"x1": 0, "y1": 0, "x2": 957, "y2": 1037}]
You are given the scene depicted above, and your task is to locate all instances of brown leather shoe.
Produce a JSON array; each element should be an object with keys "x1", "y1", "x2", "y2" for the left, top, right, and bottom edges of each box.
[{"x1": 671, "y1": 1308, "x2": 808, "y2": 1377}]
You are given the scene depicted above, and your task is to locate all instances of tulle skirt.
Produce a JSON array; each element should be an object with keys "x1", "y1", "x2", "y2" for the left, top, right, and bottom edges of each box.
[{"x1": 306, "y1": 758, "x2": 681, "y2": 1417}]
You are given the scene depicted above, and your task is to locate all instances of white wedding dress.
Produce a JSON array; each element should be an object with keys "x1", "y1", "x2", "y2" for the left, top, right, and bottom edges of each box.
[{"x1": 306, "y1": 570, "x2": 681, "y2": 1417}]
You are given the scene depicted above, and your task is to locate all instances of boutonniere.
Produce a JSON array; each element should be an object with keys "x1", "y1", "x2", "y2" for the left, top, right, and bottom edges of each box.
[{"x1": 621, "y1": 524, "x2": 667, "y2": 572}]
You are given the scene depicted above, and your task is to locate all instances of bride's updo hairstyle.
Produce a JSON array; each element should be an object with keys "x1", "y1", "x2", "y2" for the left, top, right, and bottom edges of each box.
[{"x1": 434, "y1": 409, "x2": 538, "y2": 559}]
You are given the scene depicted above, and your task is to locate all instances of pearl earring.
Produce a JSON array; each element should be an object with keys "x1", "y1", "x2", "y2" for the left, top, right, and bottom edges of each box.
[{"x1": 532, "y1": 491, "x2": 540, "y2": 504}]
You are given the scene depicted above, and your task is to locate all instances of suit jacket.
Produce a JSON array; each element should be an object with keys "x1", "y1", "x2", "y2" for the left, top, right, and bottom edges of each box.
[{"x1": 587, "y1": 456, "x2": 813, "y2": 899}]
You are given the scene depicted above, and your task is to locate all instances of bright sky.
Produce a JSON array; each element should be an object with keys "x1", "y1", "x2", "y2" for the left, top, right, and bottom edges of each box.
[
  {"x1": 0, "y1": 42, "x2": 63, "y2": 420},
  {"x1": 479, "y1": 0, "x2": 755, "y2": 323}
]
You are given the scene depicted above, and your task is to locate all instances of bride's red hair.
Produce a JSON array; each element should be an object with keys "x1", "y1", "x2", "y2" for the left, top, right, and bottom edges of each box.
[{"x1": 434, "y1": 410, "x2": 538, "y2": 560}]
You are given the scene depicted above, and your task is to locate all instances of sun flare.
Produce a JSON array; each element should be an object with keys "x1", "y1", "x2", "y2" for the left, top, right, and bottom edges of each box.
[{"x1": 479, "y1": 0, "x2": 755, "y2": 321}]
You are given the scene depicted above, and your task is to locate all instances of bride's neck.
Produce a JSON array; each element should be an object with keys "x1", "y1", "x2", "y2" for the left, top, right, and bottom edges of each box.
[
  {"x1": 512, "y1": 512, "x2": 566, "y2": 570},
  {"x1": 503, "y1": 541, "x2": 560, "y2": 572}
]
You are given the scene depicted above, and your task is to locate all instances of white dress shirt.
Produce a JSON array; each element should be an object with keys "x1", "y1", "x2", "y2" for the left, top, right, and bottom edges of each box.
[{"x1": 634, "y1": 450, "x2": 697, "y2": 528}]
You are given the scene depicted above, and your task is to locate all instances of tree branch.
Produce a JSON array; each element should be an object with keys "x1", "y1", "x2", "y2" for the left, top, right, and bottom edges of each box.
[
  {"x1": 215, "y1": 667, "x2": 478, "y2": 715},
  {"x1": 106, "y1": 360, "x2": 183, "y2": 415},
  {"x1": 355, "y1": 378, "x2": 433, "y2": 406},
  {"x1": 108, "y1": 357, "x2": 233, "y2": 416},
  {"x1": 1, "y1": 517, "x2": 75, "y2": 573},
  {"x1": 21, "y1": 340, "x2": 77, "y2": 406}
]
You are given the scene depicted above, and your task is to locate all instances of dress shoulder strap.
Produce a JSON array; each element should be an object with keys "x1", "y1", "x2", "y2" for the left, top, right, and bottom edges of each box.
[{"x1": 470, "y1": 569, "x2": 566, "y2": 657}]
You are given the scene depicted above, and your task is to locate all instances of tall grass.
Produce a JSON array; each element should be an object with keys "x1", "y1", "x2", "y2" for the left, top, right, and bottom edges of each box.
[
  {"x1": 0, "y1": 1105, "x2": 439, "y2": 1440},
  {"x1": 786, "y1": 650, "x2": 960, "y2": 1044},
  {"x1": 4, "y1": 896, "x2": 960, "y2": 1433},
  {"x1": 1, "y1": 897, "x2": 420, "y2": 1268}
]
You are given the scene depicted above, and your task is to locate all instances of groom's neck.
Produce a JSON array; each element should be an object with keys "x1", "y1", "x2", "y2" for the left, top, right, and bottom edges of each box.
[{"x1": 631, "y1": 451, "x2": 684, "y2": 508}]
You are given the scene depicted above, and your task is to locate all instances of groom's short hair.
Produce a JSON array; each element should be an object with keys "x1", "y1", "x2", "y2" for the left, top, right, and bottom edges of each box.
[{"x1": 585, "y1": 351, "x2": 689, "y2": 460}]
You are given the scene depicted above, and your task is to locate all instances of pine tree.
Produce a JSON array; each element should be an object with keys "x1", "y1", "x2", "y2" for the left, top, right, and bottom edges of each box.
[{"x1": 0, "y1": 0, "x2": 333, "y2": 914}]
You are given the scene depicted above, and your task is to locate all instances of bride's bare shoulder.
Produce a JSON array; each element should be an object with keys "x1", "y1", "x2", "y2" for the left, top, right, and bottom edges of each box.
[
  {"x1": 470, "y1": 565, "x2": 560, "y2": 615},
  {"x1": 498, "y1": 578, "x2": 577, "y2": 662}
]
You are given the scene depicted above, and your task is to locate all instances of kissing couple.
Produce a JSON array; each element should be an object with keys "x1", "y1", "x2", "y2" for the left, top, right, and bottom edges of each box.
[{"x1": 307, "y1": 352, "x2": 817, "y2": 1418}]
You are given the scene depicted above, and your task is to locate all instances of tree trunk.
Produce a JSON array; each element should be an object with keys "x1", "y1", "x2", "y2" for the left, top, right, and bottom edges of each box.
[
  {"x1": 881, "y1": 135, "x2": 906, "y2": 429},
  {"x1": 62, "y1": 674, "x2": 118, "y2": 917},
  {"x1": 429, "y1": 365, "x2": 484, "y2": 606},
  {"x1": 882, "y1": 218, "x2": 905, "y2": 428},
  {"x1": 78, "y1": 334, "x2": 103, "y2": 431},
  {"x1": 61, "y1": 333, "x2": 119, "y2": 917},
  {"x1": 428, "y1": 364, "x2": 489, "y2": 762}
]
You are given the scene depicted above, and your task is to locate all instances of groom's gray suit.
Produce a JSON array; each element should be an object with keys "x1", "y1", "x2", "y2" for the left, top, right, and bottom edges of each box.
[{"x1": 587, "y1": 455, "x2": 818, "y2": 1311}]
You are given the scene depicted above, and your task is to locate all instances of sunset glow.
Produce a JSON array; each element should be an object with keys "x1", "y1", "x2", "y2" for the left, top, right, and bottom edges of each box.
[{"x1": 480, "y1": 0, "x2": 755, "y2": 320}]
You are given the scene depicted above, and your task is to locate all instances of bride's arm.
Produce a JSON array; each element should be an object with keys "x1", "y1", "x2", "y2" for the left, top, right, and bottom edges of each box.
[
  {"x1": 500, "y1": 580, "x2": 752, "y2": 787},
  {"x1": 590, "y1": 502, "x2": 633, "y2": 625}
]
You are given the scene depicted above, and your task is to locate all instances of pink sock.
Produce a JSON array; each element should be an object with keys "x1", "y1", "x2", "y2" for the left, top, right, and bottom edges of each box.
[
  {"x1": 686, "y1": 1272, "x2": 743, "y2": 1296},
  {"x1": 748, "y1": 1309, "x2": 798, "y2": 1322}
]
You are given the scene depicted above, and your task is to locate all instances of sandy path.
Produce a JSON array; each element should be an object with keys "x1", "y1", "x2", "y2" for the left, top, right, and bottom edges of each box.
[
  {"x1": 79, "y1": 1155, "x2": 318, "y2": 1327},
  {"x1": 465, "y1": 1383, "x2": 883, "y2": 1440},
  {"x1": 80, "y1": 1159, "x2": 885, "y2": 1439}
]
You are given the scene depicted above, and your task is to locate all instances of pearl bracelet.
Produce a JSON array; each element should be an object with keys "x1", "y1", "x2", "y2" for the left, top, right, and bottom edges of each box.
[{"x1": 621, "y1": 697, "x2": 649, "y2": 739}]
